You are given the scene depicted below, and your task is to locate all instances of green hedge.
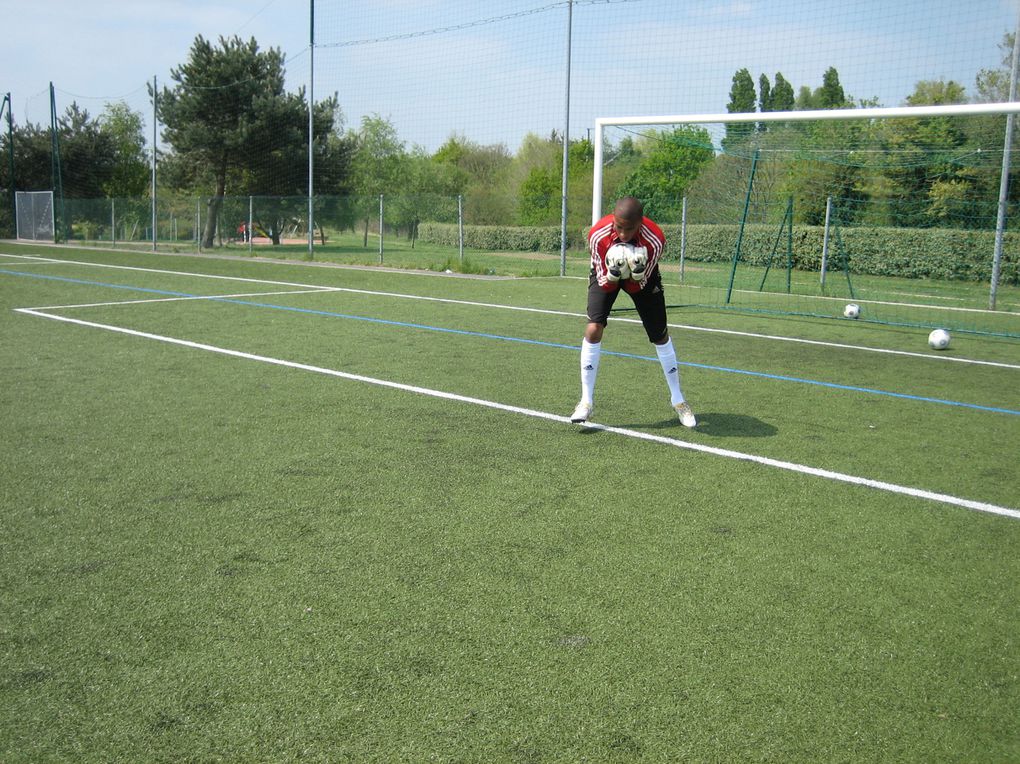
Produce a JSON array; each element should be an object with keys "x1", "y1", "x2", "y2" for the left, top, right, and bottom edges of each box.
[
  {"x1": 418, "y1": 222, "x2": 1018, "y2": 284},
  {"x1": 659, "y1": 224, "x2": 1019, "y2": 285},
  {"x1": 417, "y1": 222, "x2": 583, "y2": 252}
]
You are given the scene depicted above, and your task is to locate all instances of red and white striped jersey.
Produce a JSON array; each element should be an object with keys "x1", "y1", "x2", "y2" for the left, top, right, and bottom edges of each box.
[{"x1": 588, "y1": 213, "x2": 666, "y2": 293}]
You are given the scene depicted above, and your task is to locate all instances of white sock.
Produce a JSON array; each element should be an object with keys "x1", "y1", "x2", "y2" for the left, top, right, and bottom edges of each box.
[
  {"x1": 580, "y1": 339, "x2": 601, "y2": 404},
  {"x1": 655, "y1": 339, "x2": 685, "y2": 406}
]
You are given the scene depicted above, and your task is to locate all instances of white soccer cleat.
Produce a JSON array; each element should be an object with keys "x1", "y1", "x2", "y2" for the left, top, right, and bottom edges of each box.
[
  {"x1": 570, "y1": 401, "x2": 593, "y2": 423},
  {"x1": 674, "y1": 401, "x2": 697, "y2": 428}
]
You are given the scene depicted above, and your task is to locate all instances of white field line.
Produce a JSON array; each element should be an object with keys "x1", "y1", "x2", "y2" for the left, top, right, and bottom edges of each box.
[
  {"x1": 5, "y1": 252, "x2": 1020, "y2": 371},
  {"x1": 28, "y1": 288, "x2": 339, "y2": 311},
  {"x1": 13, "y1": 306, "x2": 1020, "y2": 522}
]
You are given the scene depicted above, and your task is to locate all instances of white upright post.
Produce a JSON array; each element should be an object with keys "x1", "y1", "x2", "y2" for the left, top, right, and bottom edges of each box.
[
  {"x1": 592, "y1": 121, "x2": 604, "y2": 225},
  {"x1": 991, "y1": 12, "x2": 1020, "y2": 310}
]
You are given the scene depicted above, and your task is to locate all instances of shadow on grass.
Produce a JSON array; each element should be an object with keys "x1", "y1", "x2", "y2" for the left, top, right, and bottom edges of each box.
[{"x1": 595, "y1": 412, "x2": 777, "y2": 438}]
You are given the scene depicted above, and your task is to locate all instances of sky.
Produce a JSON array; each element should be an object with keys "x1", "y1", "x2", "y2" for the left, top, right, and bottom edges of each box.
[{"x1": 2, "y1": 0, "x2": 1019, "y2": 153}]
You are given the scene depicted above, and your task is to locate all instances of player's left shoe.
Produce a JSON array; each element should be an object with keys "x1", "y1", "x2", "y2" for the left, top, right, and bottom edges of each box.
[
  {"x1": 570, "y1": 401, "x2": 593, "y2": 423},
  {"x1": 674, "y1": 401, "x2": 697, "y2": 428}
]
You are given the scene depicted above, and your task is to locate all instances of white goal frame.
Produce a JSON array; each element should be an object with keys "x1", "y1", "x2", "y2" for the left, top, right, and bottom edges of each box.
[
  {"x1": 592, "y1": 102, "x2": 1020, "y2": 309},
  {"x1": 592, "y1": 102, "x2": 1020, "y2": 224}
]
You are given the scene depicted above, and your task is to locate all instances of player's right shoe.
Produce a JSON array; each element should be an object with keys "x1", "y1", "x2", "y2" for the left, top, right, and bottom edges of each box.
[
  {"x1": 674, "y1": 401, "x2": 697, "y2": 428},
  {"x1": 570, "y1": 401, "x2": 593, "y2": 423}
]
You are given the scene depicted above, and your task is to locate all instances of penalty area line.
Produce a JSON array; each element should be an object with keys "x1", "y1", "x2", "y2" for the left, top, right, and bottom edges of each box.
[{"x1": 14, "y1": 306, "x2": 1020, "y2": 522}]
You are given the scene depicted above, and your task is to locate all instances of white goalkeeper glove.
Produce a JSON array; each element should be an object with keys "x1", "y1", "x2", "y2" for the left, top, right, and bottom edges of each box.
[
  {"x1": 605, "y1": 243, "x2": 631, "y2": 283},
  {"x1": 626, "y1": 245, "x2": 648, "y2": 278}
]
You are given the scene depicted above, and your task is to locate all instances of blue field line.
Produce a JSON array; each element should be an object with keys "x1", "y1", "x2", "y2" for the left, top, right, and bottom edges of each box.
[
  {"x1": 6, "y1": 267, "x2": 1020, "y2": 417},
  {"x1": 0, "y1": 269, "x2": 198, "y2": 298}
]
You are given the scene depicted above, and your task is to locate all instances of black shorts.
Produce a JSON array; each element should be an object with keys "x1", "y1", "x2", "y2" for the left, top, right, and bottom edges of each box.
[{"x1": 586, "y1": 268, "x2": 668, "y2": 343}]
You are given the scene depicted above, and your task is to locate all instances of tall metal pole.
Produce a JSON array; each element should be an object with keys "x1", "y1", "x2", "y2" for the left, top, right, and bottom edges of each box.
[
  {"x1": 307, "y1": 0, "x2": 315, "y2": 257},
  {"x1": 49, "y1": 83, "x2": 65, "y2": 242},
  {"x1": 558, "y1": 0, "x2": 573, "y2": 276},
  {"x1": 3, "y1": 93, "x2": 14, "y2": 225},
  {"x1": 991, "y1": 16, "x2": 1020, "y2": 310},
  {"x1": 152, "y1": 75, "x2": 157, "y2": 252}
]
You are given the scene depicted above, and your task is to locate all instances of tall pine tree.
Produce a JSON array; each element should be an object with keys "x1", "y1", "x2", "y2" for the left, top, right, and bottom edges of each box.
[{"x1": 724, "y1": 68, "x2": 757, "y2": 151}]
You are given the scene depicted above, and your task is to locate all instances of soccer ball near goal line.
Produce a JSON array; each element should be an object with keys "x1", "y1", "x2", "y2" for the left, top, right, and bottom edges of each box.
[
  {"x1": 928, "y1": 329, "x2": 951, "y2": 350},
  {"x1": 843, "y1": 303, "x2": 860, "y2": 319}
]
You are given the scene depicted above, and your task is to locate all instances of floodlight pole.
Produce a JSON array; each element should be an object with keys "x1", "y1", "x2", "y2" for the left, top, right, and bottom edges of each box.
[
  {"x1": 558, "y1": 0, "x2": 573, "y2": 276},
  {"x1": 308, "y1": 0, "x2": 315, "y2": 257},
  {"x1": 990, "y1": 14, "x2": 1020, "y2": 310}
]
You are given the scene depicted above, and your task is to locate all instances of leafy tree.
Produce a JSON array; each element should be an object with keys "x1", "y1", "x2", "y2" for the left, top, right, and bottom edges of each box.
[
  {"x1": 431, "y1": 134, "x2": 512, "y2": 224},
  {"x1": 724, "y1": 68, "x2": 757, "y2": 151},
  {"x1": 818, "y1": 67, "x2": 848, "y2": 108},
  {"x1": 875, "y1": 79, "x2": 971, "y2": 226},
  {"x1": 350, "y1": 114, "x2": 407, "y2": 246},
  {"x1": 975, "y1": 33, "x2": 1014, "y2": 103},
  {"x1": 771, "y1": 73, "x2": 795, "y2": 112},
  {"x1": 157, "y1": 35, "x2": 319, "y2": 247},
  {"x1": 758, "y1": 73, "x2": 773, "y2": 114},
  {"x1": 99, "y1": 102, "x2": 149, "y2": 198},
  {"x1": 618, "y1": 126, "x2": 714, "y2": 220}
]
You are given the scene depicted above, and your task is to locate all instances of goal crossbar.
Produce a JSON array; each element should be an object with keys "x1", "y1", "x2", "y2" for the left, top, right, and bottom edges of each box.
[{"x1": 592, "y1": 102, "x2": 1020, "y2": 224}]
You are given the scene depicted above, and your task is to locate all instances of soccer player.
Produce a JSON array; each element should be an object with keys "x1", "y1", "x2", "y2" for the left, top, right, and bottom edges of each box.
[{"x1": 570, "y1": 196, "x2": 696, "y2": 427}]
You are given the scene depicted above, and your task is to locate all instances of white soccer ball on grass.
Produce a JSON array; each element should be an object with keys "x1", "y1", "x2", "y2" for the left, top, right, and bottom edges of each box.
[
  {"x1": 928, "y1": 328, "x2": 951, "y2": 350},
  {"x1": 843, "y1": 303, "x2": 860, "y2": 319}
]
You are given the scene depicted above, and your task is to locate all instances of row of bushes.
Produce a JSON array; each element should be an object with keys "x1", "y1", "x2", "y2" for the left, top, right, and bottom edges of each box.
[{"x1": 417, "y1": 222, "x2": 1019, "y2": 284}]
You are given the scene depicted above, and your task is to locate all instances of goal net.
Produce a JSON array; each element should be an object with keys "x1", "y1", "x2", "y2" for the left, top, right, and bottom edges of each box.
[
  {"x1": 594, "y1": 104, "x2": 1020, "y2": 338},
  {"x1": 15, "y1": 191, "x2": 55, "y2": 242}
]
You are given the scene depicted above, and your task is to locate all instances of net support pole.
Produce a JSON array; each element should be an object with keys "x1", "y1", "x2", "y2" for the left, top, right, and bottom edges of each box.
[
  {"x1": 248, "y1": 195, "x2": 254, "y2": 254},
  {"x1": 3, "y1": 93, "x2": 13, "y2": 225},
  {"x1": 308, "y1": 0, "x2": 315, "y2": 259},
  {"x1": 458, "y1": 194, "x2": 464, "y2": 263},
  {"x1": 725, "y1": 148, "x2": 759, "y2": 304},
  {"x1": 378, "y1": 194, "x2": 384, "y2": 264},
  {"x1": 680, "y1": 196, "x2": 687, "y2": 283},
  {"x1": 558, "y1": 0, "x2": 573, "y2": 277},
  {"x1": 820, "y1": 195, "x2": 832, "y2": 287},
  {"x1": 151, "y1": 75, "x2": 157, "y2": 253},
  {"x1": 991, "y1": 14, "x2": 1020, "y2": 310}
]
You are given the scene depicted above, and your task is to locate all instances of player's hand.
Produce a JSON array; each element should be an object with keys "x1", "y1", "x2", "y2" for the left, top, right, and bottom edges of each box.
[
  {"x1": 606, "y1": 244, "x2": 630, "y2": 282},
  {"x1": 627, "y1": 245, "x2": 648, "y2": 277}
]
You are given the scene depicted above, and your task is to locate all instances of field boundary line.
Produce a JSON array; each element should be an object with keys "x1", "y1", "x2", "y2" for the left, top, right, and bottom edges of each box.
[
  {"x1": 28, "y1": 289, "x2": 339, "y2": 311},
  {"x1": 3, "y1": 253, "x2": 1018, "y2": 371},
  {"x1": 14, "y1": 306, "x2": 1020, "y2": 522}
]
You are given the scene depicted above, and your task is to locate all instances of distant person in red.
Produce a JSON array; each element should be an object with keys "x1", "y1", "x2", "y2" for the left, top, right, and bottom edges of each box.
[
  {"x1": 238, "y1": 222, "x2": 249, "y2": 242},
  {"x1": 570, "y1": 196, "x2": 696, "y2": 427}
]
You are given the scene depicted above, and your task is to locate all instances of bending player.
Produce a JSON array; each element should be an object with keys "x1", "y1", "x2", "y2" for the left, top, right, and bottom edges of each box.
[{"x1": 570, "y1": 196, "x2": 696, "y2": 427}]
